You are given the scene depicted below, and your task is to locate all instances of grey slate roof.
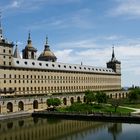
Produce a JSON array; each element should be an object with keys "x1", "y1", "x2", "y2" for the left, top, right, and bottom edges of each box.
[{"x1": 12, "y1": 58, "x2": 116, "y2": 74}]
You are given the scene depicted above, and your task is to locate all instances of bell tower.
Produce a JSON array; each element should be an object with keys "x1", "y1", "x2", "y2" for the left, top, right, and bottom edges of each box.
[
  {"x1": 107, "y1": 47, "x2": 121, "y2": 74},
  {"x1": 22, "y1": 32, "x2": 37, "y2": 59}
]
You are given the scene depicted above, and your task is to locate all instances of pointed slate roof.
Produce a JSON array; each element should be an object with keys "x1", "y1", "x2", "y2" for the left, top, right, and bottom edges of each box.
[{"x1": 14, "y1": 44, "x2": 21, "y2": 59}]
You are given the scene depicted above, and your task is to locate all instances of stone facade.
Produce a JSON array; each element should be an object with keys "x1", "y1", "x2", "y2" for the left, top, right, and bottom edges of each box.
[{"x1": 0, "y1": 19, "x2": 127, "y2": 114}]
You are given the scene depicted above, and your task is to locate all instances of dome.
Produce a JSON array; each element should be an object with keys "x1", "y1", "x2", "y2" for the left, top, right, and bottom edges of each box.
[{"x1": 38, "y1": 37, "x2": 57, "y2": 62}]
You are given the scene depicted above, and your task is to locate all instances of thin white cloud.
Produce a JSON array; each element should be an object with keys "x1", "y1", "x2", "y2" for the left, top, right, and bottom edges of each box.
[
  {"x1": 53, "y1": 36, "x2": 140, "y2": 87},
  {"x1": 102, "y1": 35, "x2": 124, "y2": 41},
  {"x1": 25, "y1": 8, "x2": 94, "y2": 30},
  {"x1": 55, "y1": 35, "x2": 125, "y2": 49},
  {"x1": 1, "y1": 0, "x2": 81, "y2": 13},
  {"x1": 56, "y1": 39, "x2": 98, "y2": 49},
  {"x1": 109, "y1": 0, "x2": 140, "y2": 18}
]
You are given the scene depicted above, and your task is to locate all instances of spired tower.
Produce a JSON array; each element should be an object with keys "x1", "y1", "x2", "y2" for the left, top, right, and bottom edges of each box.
[
  {"x1": 22, "y1": 32, "x2": 37, "y2": 59},
  {"x1": 0, "y1": 13, "x2": 14, "y2": 67},
  {"x1": 107, "y1": 47, "x2": 121, "y2": 74}
]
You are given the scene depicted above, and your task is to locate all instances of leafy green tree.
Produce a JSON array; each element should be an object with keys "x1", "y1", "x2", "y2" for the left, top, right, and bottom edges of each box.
[
  {"x1": 85, "y1": 90, "x2": 95, "y2": 104},
  {"x1": 111, "y1": 99, "x2": 121, "y2": 112},
  {"x1": 128, "y1": 91, "x2": 138, "y2": 102},
  {"x1": 47, "y1": 98, "x2": 61, "y2": 107},
  {"x1": 95, "y1": 91, "x2": 107, "y2": 104}
]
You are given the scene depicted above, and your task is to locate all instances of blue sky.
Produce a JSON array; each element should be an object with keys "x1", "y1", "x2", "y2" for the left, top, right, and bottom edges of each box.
[{"x1": 0, "y1": 0, "x2": 140, "y2": 87}]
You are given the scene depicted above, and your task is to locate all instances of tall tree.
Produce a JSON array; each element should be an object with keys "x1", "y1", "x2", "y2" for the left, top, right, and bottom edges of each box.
[
  {"x1": 95, "y1": 91, "x2": 107, "y2": 104},
  {"x1": 85, "y1": 90, "x2": 95, "y2": 104}
]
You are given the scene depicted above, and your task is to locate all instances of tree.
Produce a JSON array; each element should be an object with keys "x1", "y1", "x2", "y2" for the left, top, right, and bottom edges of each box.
[
  {"x1": 47, "y1": 98, "x2": 61, "y2": 108},
  {"x1": 111, "y1": 99, "x2": 121, "y2": 112},
  {"x1": 128, "y1": 91, "x2": 138, "y2": 102},
  {"x1": 95, "y1": 91, "x2": 107, "y2": 104},
  {"x1": 85, "y1": 90, "x2": 95, "y2": 104}
]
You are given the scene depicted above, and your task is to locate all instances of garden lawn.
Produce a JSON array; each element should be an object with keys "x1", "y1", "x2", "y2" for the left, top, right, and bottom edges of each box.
[{"x1": 58, "y1": 103, "x2": 134, "y2": 114}]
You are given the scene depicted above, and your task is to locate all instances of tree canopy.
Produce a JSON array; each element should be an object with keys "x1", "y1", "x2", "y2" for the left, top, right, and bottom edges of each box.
[
  {"x1": 47, "y1": 98, "x2": 61, "y2": 107},
  {"x1": 95, "y1": 91, "x2": 107, "y2": 104},
  {"x1": 85, "y1": 90, "x2": 95, "y2": 104},
  {"x1": 111, "y1": 99, "x2": 121, "y2": 112},
  {"x1": 128, "y1": 90, "x2": 139, "y2": 102}
]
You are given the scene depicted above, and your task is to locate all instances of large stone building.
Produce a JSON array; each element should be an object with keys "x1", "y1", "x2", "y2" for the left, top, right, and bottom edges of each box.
[{"x1": 0, "y1": 18, "x2": 127, "y2": 114}]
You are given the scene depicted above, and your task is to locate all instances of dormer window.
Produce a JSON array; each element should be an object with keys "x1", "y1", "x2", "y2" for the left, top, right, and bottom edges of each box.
[
  {"x1": 32, "y1": 62, "x2": 35, "y2": 65},
  {"x1": 24, "y1": 61, "x2": 27, "y2": 65}
]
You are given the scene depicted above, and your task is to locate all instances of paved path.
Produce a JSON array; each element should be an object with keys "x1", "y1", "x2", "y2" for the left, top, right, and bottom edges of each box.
[{"x1": 120, "y1": 106, "x2": 140, "y2": 115}]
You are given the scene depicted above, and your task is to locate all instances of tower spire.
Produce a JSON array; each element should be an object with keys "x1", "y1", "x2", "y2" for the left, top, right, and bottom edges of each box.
[
  {"x1": 0, "y1": 11, "x2": 3, "y2": 40},
  {"x1": 44, "y1": 35, "x2": 50, "y2": 51},
  {"x1": 27, "y1": 31, "x2": 32, "y2": 46},
  {"x1": 111, "y1": 45, "x2": 116, "y2": 61},
  {"x1": 14, "y1": 42, "x2": 21, "y2": 58},
  {"x1": 28, "y1": 31, "x2": 31, "y2": 40},
  {"x1": 46, "y1": 35, "x2": 48, "y2": 45}
]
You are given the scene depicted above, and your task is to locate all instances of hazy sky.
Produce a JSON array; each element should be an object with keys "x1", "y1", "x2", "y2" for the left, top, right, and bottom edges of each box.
[{"x1": 0, "y1": 0, "x2": 140, "y2": 87}]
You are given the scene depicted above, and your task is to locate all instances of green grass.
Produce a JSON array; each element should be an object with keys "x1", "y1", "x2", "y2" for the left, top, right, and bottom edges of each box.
[
  {"x1": 108, "y1": 98, "x2": 140, "y2": 109},
  {"x1": 121, "y1": 103, "x2": 140, "y2": 108},
  {"x1": 58, "y1": 103, "x2": 134, "y2": 114}
]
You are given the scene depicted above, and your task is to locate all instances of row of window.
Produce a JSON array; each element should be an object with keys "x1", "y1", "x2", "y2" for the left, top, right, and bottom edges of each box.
[
  {"x1": 3, "y1": 78, "x2": 120, "y2": 84},
  {"x1": 3, "y1": 56, "x2": 11, "y2": 59},
  {"x1": 3, "y1": 49, "x2": 11, "y2": 54},
  {"x1": 2, "y1": 85, "x2": 121, "y2": 93},
  {"x1": 3, "y1": 74, "x2": 119, "y2": 81},
  {"x1": 3, "y1": 61, "x2": 11, "y2": 66}
]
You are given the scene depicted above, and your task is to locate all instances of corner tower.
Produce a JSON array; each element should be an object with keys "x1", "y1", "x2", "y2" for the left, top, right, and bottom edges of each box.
[
  {"x1": 22, "y1": 32, "x2": 37, "y2": 59},
  {"x1": 0, "y1": 13, "x2": 14, "y2": 67},
  {"x1": 107, "y1": 47, "x2": 121, "y2": 74}
]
